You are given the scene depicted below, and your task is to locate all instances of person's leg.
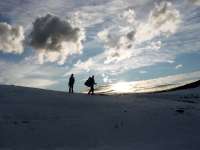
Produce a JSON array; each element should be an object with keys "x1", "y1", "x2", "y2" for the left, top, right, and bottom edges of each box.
[
  {"x1": 91, "y1": 85, "x2": 94, "y2": 95},
  {"x1": 72, "y1": 85, "x2": 74, "y2": 93},
  {"x1": 69, "y1": 85, "x2": 72, "y2": 93},
  {"x1": 88, "y1": 87, "x2": 91, "y2": 94}
]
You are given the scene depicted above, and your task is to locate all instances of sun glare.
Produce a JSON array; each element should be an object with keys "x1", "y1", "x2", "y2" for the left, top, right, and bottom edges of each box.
[{"x1": 111, "y1": 82, "x2": 133, "y2": 93}]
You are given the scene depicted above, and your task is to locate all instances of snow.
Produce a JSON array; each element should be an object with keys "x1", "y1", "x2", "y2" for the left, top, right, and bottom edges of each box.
[{"x1": 0, "y1": 85, "x2": 200, "y2": 149}]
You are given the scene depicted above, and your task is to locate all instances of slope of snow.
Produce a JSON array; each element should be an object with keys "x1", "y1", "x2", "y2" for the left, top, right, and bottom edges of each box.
[{"x1": 0, "y1": 85, "x2": 200, "y2": 150}]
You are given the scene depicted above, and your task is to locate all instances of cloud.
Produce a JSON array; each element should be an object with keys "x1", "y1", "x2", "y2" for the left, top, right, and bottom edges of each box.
[
  {"x1": 135, "y1": 1, "x2": 181, "y2": 43},
  {"x1": 15, "y1": 78, "x2": 58, "y2": 89},
  {"x1": 79, "y1": 1, "x2": 180, "y2": 76},
  {"x1": 139, "y1": 70, "x2": 148, "y2": 74},
  {"x1": 97, "y1": 8, "x2": 138, "y2": 64},
  {"x1": 67, "y1": 2, "x2": 181, "y2": 75},
  {"x1": 102, "y1": 73, "x2": 112, "y2": 83},
  {"x1": 175, "y1": 64, "x2": 183, "y2": 69},
  {"x1": 0, "y1": 59, "x2": 65, "y2": 89},
  {"x1": 65, "y1": 2, "x2": 183, "y2": 80},
  {"x1": 74, "y1": 59, "x2": 94, "y2": 72},
  {"x1": 189, "y1": 0, "x2": 200, "y2": 5},
  {"x1": 70, "y1": 0, "x2": 132, "y2": 28},
  {"x1": 0, "y1": 22, "x2": 24, "y2": 54},
  {"x1": 66, "y1": 47, "x2": 175, "y2": 78},
  {"x1": 97, "y1": 1, "x2": 181, "y2": 65},
  {"x1": 95, "y1": 71, "x2": 200, "y2": 94},
  {"x1": 29, "y1": 14, "x2": 85, "y2": 65},
  {"x1": 98, "y1": 8, "x2": 137, "y2": 46}
]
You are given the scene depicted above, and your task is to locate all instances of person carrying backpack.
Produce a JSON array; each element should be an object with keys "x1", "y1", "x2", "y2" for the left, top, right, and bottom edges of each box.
[{"x1": 85, "y1": 75, "x2": 96, "y2": 95}]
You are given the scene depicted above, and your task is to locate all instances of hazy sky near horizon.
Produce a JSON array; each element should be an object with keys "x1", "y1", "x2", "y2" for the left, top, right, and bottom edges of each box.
[{"x1": 0, "y1": 0, "x2": 200, "y2": 91}]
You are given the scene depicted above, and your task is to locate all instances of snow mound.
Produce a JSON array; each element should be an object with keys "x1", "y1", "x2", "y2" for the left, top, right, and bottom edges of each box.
[{"x1": 0, "y1": 84, "x2": 200, "y2": 149}]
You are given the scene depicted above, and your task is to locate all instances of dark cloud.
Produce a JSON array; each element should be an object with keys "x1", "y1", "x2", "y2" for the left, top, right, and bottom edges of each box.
[
  {"x1": 127, "y1": 30, "x2": 135, "y2": 41},
  {"x1": 29, "y1": 14, "x2": 85, "y2": 64},
  {"x1": 29, "y1": 14, "x2": 80, "y2": 51}
]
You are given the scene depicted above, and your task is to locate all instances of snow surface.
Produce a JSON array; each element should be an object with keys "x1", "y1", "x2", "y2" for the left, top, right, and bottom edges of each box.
[{"x1": 0, "y1": 85, "x2": 200, "y2": 150}]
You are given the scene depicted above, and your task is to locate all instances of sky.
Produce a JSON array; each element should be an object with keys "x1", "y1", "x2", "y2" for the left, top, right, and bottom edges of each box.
[{"x1": 0, "y1": 0, "x2": 200, "y2": 92}]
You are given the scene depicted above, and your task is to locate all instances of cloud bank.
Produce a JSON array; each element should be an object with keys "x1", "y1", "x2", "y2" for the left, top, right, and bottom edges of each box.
[
  {"x1": 0, "y1": 59, "x2": 63, "y2": 89},
  {"x1": 95, "y1": 71, "x2": 200, "y2": 94},
  {"x1": 96, "y1": 1, "x2": 181, "y2": 66},
  {"x1": 67, "y1": 1, "x2": 180, "y2": 78},
  {"x1": 29, "y1": 14, "x2": 85, "y2": 65},
  {"x1": 0, "y1": 22, "x2": 24, "y2": 54}
]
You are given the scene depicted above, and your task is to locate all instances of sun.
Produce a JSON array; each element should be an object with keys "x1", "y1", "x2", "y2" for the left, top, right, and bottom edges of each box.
[{"x1": 111, "y1": 82, "x2": 133, "y2": 93}]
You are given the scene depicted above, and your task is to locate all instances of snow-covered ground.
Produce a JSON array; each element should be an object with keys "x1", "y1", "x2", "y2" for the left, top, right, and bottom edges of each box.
[{"x1": 0, "y1": 85, "x2": 200, "y2": 150}]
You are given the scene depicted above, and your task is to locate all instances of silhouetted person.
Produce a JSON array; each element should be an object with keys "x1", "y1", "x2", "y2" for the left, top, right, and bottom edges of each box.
[
  {"x1": 68, "y1": 74, "x2": 75, "y2": 93},
  {"x1": 88, "y1": 75, "x2": 96, "y2": 95}
]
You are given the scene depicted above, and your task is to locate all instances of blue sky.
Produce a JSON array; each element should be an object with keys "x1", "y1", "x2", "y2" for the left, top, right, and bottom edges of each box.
[{"x1": 0, "y1": 0, "x2": 200, "y2": 92}]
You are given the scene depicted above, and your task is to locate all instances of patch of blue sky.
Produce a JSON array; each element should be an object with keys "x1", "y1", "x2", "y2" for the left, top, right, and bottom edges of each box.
[{"x1": 0, "y1": 13, "x2": 11, "y2": 23}]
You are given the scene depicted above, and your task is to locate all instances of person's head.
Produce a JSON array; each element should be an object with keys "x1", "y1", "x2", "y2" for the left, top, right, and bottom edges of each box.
[
  {"x1": 92, "y1": 75, "x2": 94, "y2": 78},
  {"x1": 71, "y1": 74, "x2": 74, "y2": 77}
]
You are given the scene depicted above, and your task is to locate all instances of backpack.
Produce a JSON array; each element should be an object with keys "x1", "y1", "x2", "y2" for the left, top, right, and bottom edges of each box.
[{"x1": 85, "y1": 77, "x2": 92, "y2": 87}]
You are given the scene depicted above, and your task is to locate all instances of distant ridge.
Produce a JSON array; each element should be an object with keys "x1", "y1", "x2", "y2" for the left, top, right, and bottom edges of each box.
[
  {"x1": 157, "y1": 80, "x2": 200, "y2": 93},
  {"x1": 1, "y1": 79, "x2": 200, "y2": 95},
  {"x1": 0, "y1": 84, "x2": 65, "y2": 96}
]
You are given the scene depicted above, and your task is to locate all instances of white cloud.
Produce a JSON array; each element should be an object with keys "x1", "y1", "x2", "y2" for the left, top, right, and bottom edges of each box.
[
  {"x1": 97, "y1": 8, "x2": 138, "y2": 63},
  {"x1": 0, "y1": 59, "x2": 64, "y2": 89},
  {"x1": 96, "y1": 1, "x2": 181, "y2": 67},
  {"x1": 70, "y1": 0, "x2": 132, "y2": 28},
  {"x1": 96, "y1": 71, "x2": 200, "y2": 94},
  {"x1": 102, "y1": 73, "x2": 112, "y2": 83},
  {"x1": 66, "y1": 1, "x2": 180, "y2": 77},
  {"x1": 175, "y1": 64, "x2": 183, "y2": 69},
  {"x1": 0, "y1": 0, "x2": 82, "y2": 29},
  {"x1": 74, "y1": 59, "x2": 94, "y2": 72},
  {"x1": 15, "y1": 78, "x2": 58, "y2": 89},
  {"x1": 0, "y1": 22, "x2": 24, "y2": 54},
  {"x1": 66, "y1": 47, "x2": 175, "y2": 77},
  {"x1": 189, "y1": 0, "x2": 200, "y2": 5},
  {"x1": 135, "y1": 1, "x2": 181, "y2": 43}
]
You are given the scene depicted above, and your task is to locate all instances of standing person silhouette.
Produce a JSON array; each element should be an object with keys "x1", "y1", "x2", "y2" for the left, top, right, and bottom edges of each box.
[
  {"x1": 68, "y1": 74, "x2": 75, "y2": 94},
  {"x1": 88, "y1": 75, "x2": 96, "y2": 95}
]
